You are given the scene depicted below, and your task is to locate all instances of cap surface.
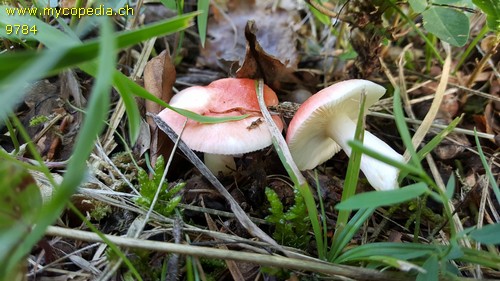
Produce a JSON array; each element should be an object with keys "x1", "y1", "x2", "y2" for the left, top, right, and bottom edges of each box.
[
  {"x1": 286, "y1": 79, "x2": 386, "y2": 170},
  {"x1": 158, "y1": 78, "x2": 283, "y2": 155}
]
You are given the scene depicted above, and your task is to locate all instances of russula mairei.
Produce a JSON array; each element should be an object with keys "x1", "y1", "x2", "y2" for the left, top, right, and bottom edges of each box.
[
  {"x1": 158, "y1": 78, "x2": 283, "y2": 174},
  {"x1": 286, "y1": 79, "x2": 403, "y2": 191}
]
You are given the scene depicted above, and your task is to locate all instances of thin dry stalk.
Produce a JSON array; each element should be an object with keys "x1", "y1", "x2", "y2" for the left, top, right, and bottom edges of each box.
[
  {"x1": 45, "y1": 226, "x2": 411, "y2": 281},
  {"x1": 406, "y1": 43, "x2": 452, "y2": 157},
  {"x1": 151, "y1": 113, "x2": 287, "y2": 255}
]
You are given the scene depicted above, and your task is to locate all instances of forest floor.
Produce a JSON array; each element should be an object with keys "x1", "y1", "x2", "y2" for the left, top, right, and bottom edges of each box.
[{"x1": 1, "y1": 0, "x2": 500, "y2": 280}]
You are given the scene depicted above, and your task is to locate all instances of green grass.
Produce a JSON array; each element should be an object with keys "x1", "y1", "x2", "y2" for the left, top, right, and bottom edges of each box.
[
  {"x1": 0, "y1": 2, "x2": 232, "y2": 277},
  {"x1": 1, "y1": 0, "x2": 499, "y2": 279}
]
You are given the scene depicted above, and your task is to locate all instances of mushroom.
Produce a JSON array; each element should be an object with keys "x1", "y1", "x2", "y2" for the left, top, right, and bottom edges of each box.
[
  {"x1": 285, "y1": 79, "x2": 403, "y2": 191},
  {"x1": 157, "y1": 78, "x2": 283, "y2": 175}
]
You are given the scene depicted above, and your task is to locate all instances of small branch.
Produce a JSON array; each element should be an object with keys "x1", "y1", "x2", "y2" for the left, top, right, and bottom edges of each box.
[
  {"x1": 45, "y1": 225, "x2": 411, "y2": 281},
  {"x1": 150, "y1": 113, "x2": 285, "y2": 254}
]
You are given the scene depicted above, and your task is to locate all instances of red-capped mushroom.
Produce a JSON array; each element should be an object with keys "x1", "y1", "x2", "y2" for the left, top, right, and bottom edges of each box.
[
  {"x1": 286, "y1": 79, "x2": 403, "y2": 191},
  {"x1": 158, "y1": 78, "x2": 283, "y2": 174}
]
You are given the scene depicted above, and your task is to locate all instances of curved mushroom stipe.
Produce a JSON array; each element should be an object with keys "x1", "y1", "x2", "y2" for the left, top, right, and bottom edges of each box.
[
  {"x1": 204, "y1": 153, "x2": 237, "y2": 175},
  {"x1": 286, "y1": 79, "x2": 403, "y2": 191}
]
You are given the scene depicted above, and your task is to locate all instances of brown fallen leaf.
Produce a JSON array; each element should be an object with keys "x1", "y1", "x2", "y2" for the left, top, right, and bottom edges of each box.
[
  {"x1": 235, "y1": 21, "x2": 301, "y2": 92},
  {"x1": 21, "y1": 80, "x2": 59, "y2": 138},
  {"x1": 198, "y1": 1, "x2": 299, "y2": 73},
  {"x1": 144, "y1": 49, "x2": 176, "y2": 126},
  {"x1": 143, "y1": 49, "x2": 176, "y2": 165},
  {"x1": 46, "y1": 113, "x2": 73, "y2": 161}
]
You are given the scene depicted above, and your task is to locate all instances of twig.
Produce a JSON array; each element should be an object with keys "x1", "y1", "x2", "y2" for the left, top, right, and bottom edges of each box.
[
  {"x1": 367, "y1": 112, "x2": 495, "y2": 140},
  {"x1": 45, "y1": 225, "x2": 411, "y2": 281},
  {"x1": 255, "y1": 80, "x2": 306, "y2": 186},
  {"x1": 150, "y1": 113, "x2": 286, "y2": 254}
]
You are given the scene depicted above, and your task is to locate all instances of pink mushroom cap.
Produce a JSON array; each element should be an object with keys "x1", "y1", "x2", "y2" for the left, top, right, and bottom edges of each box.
[
  {"x1": 286, "y1": 79, "x2": 385, "y2": 169},
  {"x1": 158, "y1": 78, "x2": 283, "y2": 155}
]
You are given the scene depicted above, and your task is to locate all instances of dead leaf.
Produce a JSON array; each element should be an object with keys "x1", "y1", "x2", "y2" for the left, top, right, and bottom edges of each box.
[
  {"x1": 46, "y1": 114, "x2": 73, "y2": 161},
  {"x1": 198, "y1": 2, "x2": 299, "y2": 73},
  {"x1": 235, "y1": 21, "x2": 300, "y2": 91},
  {"x1": 144, "y1": 49, "x2": 175, "y2": 124},
  {"x1": 22, "y1": 80, "x2": 59, "y2": 136},
  {"x1": 433, "y1": 133, "x2": 470, "y2": 160},
  {"x1": 132, "y1": 119, "x2": 151, "y2": 158},
  {"x1": 143, "y1": 49, "x2": 176, "y2": 165}
]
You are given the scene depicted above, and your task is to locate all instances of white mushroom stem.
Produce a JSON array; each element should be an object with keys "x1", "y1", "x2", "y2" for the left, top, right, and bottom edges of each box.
[
  {"x1": 327, "y1": 113, "x2": 404, "y2": 191},
  {"x1": 204, "y1": 153, "x2": 236, "y2": 176}
]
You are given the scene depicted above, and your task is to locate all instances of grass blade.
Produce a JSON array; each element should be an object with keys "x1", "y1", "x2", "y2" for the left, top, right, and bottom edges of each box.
[
  {"x1": 6, "y1": 18, "x2": 116, "y2": 274},
  {"x1": 334, "y1": 92, "x2": 366, "y2": 235},
  {"x1": 197, "y1": 0, "x2": 209, "y2": 47},
  {"x1": 0, "y1": 12, "x2": 198, "y2": 76},
  {"x1": 393, "y1": 87, "x2": 422, "y2": 170},
  {"x1": 0, "y1": 48, "x2": 65, "y2": 123},
  {"x1": 335, "y1": 182, "x2": 428, "y2": 210},
  {"x1": 474, "y1": 128, "x2": 500, "y2": 203},
  {"x1": 469, "y1": 223, "x2": 500, "y2": 245},
  {"x1": 348, "y1": 140, "x2": 424, "y2": 177},
  {"x1": 329, "y1": 208, "x2": 375, "y2": 261},
  {"x1": 397, "y1": 114, "x2": 463, "y2": 183}
]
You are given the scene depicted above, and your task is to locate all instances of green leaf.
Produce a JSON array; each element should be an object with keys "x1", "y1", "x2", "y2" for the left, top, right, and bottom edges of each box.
[
  {"x1": 470, "y1": 223, "x2": 500, "y2": 245},
  {"x1": 265, "y1": 188, "x2": 284, "y2": 219},
  {"x1": 337, "y1": 242, "x2": 435, "y2": 263},
  {"x1": 335, "y1": 182, "x2": 428, "y2": 210},
  {"x1": 416, "y1": 255, "x2": 439, "y2": 281},
  {"x1": 297, "y1": 181, "x2": 324, "y2": 259},
  {"x1": 335, "y1": 91, "x2": 366, "y2": 236},
  {"x1": 113, "y1": 72, "x2": 143, "y2": 144},
  {"x1": 160, "y1": 0, "x2": 177, "y2": 10},
  {"x1": 0, "y1": 48, "x2": 65, "y2": 124},
  {"x1": 170, "y1": 107, "x2": 249, "y2": 124},
  {"x1": 336, "y1": 241, "x2": 500, "y2": 269},
  {"x1": 393, "y1": 88, "x2": 423, "y2": 171},
  {"x1": 197, "y1": 0, "x2": 210, "y2": 47},
  {"x1": 135, "y1": 156, "x2": 183, "y2": 217},
  {"x1": 5, "y1": 18, "x2": 116, "y2": 277},
  {"x1": 265, "y1": 187, "x2": 311, "y2": 249},
  {"x1": 307, "y1": 2, "x2": 331, "y2": 25},
  {"x1": 0, "y1": 5, "x2": 76, "y2": 46},
  {"x1": 409, "y1": 0, "x2": 428, "y2": 13},
  {"x1": 472, "y1": 0, "x2": 500, "y2": 32},
  {"x1": 445, "y1": 173, "x2": 456, "y2": 200},
  {"x1": 444, "y1": 239, "x2": 464, "y2": 259},
  {"x1": 0, "y1": 12, "x2": 197, "y2": 77},
  {"x1": 349, "y1": 139, "x2": 423, "y2": 177},
  {"x1": 329, "y1": 208, "x2": 375, "y2": 261},
  {"x1": 362, "y1": 255, "x2": 425, "y2": 273},
  {"x1": 422, "y1": 6, "x2": 470, "y2": 46},
  {"x1": 0, "y1": 160, "x2": 42, "y2": 277},
  {"x1": 473, "y1": 128, "x2": 500, "y2": 203},
  {"x1": 433, "y1": 0, "x2": 469, "y2": 4}
]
